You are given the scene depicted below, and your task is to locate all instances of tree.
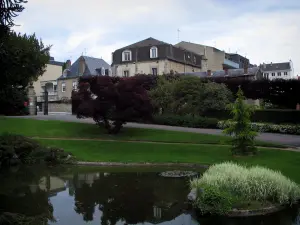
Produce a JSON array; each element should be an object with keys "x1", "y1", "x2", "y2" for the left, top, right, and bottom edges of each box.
[
  {"x1": 0, "y1": 30, "x2": 50, "y2": 115},
  {"x1": 74, "y1": 76, "x2": 153, "y2": 134},
  {"x1": 223, "y1": 87, "x2": 258, "y2": 156},
  {"x1": 149, "y1": 76, "x2": 233, "y2": 116}
]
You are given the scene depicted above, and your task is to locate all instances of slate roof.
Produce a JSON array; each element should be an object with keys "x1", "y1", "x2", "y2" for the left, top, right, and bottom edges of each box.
[
  {"x1": 58, "y1": 56, "x2": 110, "y2": 80},
  {"x1": 180, "y1": 67, "x2": 260, "y2": 78},
  {"x1": 48, "y1": 57, "x2": 64, "y2": 67},
  {"x1": 119, "y1": 37, "x2": 169, "y2": 50},
  {"x1": 261, "y1": 62, "x2": 291, "y2": 71}
]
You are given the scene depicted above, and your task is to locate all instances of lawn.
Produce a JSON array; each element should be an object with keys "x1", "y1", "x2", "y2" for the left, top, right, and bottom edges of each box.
[
  {"x1": 0, "y1": 117, "x2": 284, "y2": 148},
  {"x1": 38, "y1": 139, "x2": 300, "y2": 183}
]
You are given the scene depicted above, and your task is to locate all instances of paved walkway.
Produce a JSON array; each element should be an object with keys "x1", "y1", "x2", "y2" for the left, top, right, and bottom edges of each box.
[{"x1": 11, "y1": 114, "x2": 300, "y2": 147}]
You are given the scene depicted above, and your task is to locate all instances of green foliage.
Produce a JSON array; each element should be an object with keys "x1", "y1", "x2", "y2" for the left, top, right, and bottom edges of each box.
[
  {"x1": 0, "y1": 30, "x2": 50, "y2": 115},
  {"x1": 191, "y1": 162, "x2": 300, "y2": 214},
  {"x1": 0, "y1": 133, "x2": 75, "y2": 168},
  {"x1": 149, "y1": 76, "x2": 233, "y2": 116},
  {"x1": 193, "y1": 185, "x2": 234, "y2": 215},
  {"x1": 1, "y1": 31, "x2": 50, "y2": 88},
  {"x1": 223, "y1": 88, "x2": 258, "y2": 155},
  {"x1": 152, "y1": 114, "x2": 218, "y2": 128},
  {"x1": 202, "y1": 109, "x2": 300, "y2": 124},
  {"x1": 218, "y1": 121, "x2": 300, "y2": 135}
]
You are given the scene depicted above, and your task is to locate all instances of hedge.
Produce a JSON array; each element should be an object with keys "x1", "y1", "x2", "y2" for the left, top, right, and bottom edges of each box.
[
  {"x1": 151, "y1": 114, "x2": 219, "y2": 129},
  {"x1": 203, "y1": 109, "x2": 300, "y2": 124}
]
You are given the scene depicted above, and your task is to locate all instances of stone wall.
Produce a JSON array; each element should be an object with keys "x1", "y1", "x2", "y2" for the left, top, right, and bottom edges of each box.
[{"x1": 41, "y1": 102, "x2": 72, "y2": 113}]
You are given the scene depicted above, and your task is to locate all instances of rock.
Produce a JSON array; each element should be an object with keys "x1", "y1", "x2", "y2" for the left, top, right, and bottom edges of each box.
[
  {"x1": 188, "y1": 188, "x2": 197, "y2": 202},
  {"x1": 159, "y1": 170, "x2": 199, "y2": 178}
]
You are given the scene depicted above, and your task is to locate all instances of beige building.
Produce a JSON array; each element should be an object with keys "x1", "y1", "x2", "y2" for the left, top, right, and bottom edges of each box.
[
  {"x1": 33, "y1": 57, "x2": 64, "y2": 102},
  {"x1": 175, "y1": 42, "x2": 251, "y2": 72},
  {"x1": 112, "y1": 37, "x2": 205, "y2": 76}
]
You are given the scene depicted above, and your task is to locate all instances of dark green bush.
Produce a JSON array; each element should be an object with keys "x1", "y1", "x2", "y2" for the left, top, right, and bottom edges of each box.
[
  {"x1": 0, "y1": 133, "x2": 75, "y2": 168},
  {"x1": 152, "y1": 114, "x2": 218, "y2": 128},
  {"x1": 203, "y1": 109, "x2": 300, "y2": 124},
  {"x1": 194, "y1": 185, "x2": 234, "y2": 215}
]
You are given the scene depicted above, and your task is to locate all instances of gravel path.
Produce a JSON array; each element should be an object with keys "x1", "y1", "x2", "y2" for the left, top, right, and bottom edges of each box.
[{"x1": 9, "y1": 114, "x2": 300, "y2": 148}]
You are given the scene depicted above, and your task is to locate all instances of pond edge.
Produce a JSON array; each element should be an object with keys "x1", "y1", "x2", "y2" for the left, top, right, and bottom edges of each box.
[{"x1": 77, "y1": 161, "x2": 209, "y2": 168}]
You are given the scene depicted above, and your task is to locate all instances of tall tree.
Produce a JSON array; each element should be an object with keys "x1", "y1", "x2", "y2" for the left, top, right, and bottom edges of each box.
[{"x1": 0, "y1": 0, "x2": 27, "y2": 27}]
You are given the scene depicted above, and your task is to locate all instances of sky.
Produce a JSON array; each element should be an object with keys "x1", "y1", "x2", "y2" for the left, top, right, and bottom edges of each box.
[{"x1": 13, "y1": 0, "x2": 300, "y2": 76}]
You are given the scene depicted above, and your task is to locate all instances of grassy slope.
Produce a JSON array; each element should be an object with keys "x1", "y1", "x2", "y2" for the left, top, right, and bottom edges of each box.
[
  {"x1": 0, "y1": 117, "x2": 284, "y2": 148},
  {"x1": 38, "y1": 139, "x2": 300, "y2": 183}
]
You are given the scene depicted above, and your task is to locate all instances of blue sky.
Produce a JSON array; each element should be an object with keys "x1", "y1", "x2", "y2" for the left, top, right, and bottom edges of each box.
[{"x1": 14, "y1": 0, "x2": 300, "y2": 76}]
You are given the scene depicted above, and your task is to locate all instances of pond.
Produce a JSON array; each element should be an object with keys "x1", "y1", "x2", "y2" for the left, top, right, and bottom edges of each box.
[{"x1": 0, "y1": 166, "x2": 299, "y2": 225}]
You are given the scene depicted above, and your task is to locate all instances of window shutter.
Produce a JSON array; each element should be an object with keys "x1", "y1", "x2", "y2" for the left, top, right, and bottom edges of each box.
[{"x1": 122, "y1": 52, "x2": 125, "y2": 61}]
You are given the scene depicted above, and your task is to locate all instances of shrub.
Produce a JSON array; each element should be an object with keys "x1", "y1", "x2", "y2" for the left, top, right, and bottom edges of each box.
[
  {"x1": 0, "y1": 133, "x2": 75, "y2": 168},
  {"x1": 193, "y1": 185, "x2": 234, "y2": 215},
  {"x1": 191, "y1": 162, "x2": 300, "y2": 215},
  {"x1": 218, "y1": 121, "x2": 300, "y2": 135},
  {"x1": 223, "y1": 88, "x2": 258, "y2": 155},
  {"x1": 152, "y1": 114, "x2": 218, "y2": 128}
]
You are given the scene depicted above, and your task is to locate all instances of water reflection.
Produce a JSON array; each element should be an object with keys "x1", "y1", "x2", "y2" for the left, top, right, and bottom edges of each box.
[{"x1": 0, "y1": 166, "x2": 299, "y2": 225}]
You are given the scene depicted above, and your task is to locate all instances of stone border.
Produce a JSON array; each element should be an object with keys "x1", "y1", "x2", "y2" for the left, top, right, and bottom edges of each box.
[
  {"x1": 228, "y1": 204, "x2": 286, "y2": 217},
  {"x1": 77, "y1": 161, "x2": 209, "y2": 168}
]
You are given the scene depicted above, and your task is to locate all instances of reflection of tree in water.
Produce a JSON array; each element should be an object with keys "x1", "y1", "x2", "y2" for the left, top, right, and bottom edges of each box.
[
  {"x1": 0, "y1": 166, "x2": 58, "y2": 225},
  {"x1": 72, "y1": 172, "x2": 190, "y2": 225}
]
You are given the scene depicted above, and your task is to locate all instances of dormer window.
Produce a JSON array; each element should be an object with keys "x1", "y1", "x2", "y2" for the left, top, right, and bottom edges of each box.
[
  {"x1": 150, "y1": 46, "x2": 158, "y2": 58},
  {"x1": 122, "y1": 50, "x2": 132, "y2": 61}
]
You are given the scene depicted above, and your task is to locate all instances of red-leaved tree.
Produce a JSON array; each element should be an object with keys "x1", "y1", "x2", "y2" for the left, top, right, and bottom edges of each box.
[{"x1": 73, "y1": 75, "x2": 153, "y2": 134}]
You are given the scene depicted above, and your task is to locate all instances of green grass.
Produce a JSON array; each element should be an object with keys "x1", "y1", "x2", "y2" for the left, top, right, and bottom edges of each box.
[
  {"x1": 0, "y1": 117, "x2": 285, "y2": 148},
  {"x1": 37, "y1": 139, "x2": 300, "y2": 183}
]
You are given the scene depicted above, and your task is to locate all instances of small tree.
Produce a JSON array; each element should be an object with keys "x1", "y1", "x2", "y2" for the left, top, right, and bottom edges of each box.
[{"x1": 223, "y1": 87, "x2": 257, "y2": 156}]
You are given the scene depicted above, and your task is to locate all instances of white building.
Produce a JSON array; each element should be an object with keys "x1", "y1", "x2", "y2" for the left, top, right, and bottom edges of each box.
[{"x1": 261, "y1": 61, "x2": 294, "y2": 80}]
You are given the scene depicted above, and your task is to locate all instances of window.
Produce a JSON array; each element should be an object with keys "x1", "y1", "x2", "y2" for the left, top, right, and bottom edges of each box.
[
  {"x1": 284, "y1": 72, "x2": 288, "y2": 75},
  {"x1": 53, "y1": 84, "x2": 57, "y2": 91},
  {"x1": 152, "y1": 68, "x2": 158, "y2": 76},
  {"x1": 193, "y1": 56, "x2": 196, "y2": 64},
  {"x1": 72, "y1": 81, "x2": 77, "y2": 90},
  {"x1": 123, "y1": 70, "x2": 129, "y2": 77},
  {"x1": 272, "y1": 73, "x2": 275, "y2": 76},
  {"x1": 122, "y1": 50, "x2": 131, "y2": 61},
  {"x1": 150, "y1": 46, "x2": 158, "y2": 58},
  {"x1": 278, "y1": 72, "x2": 281, "y2": 76},
  {"x1": 62, "y1": 83, "x2": 66, "y2": 92}
]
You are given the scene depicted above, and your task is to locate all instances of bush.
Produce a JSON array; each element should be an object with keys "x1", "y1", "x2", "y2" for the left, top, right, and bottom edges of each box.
[
  {"x1": 204, "y1": 109, "x2": 300, "y2": 124},
  {"x1": 218, "y1": 121, "x2": 300, "y2": 135},
  {"x1": 0, "y1": 133, "x2": 75, "y2": 168},
  {"x1": 152, "y1": 114, "x2": 218, "y2": 128},
  {"x1": 193, "y1": 185, "x2": 234, "y2": 215},
  {"x1": 191, "y1": 162, "x2": 300, "y2": 215}
]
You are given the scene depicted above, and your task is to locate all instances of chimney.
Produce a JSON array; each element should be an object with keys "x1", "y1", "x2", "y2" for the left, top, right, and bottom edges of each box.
[
  {"x1": 263, "y1": 63, "x2": 266, "y2": 69},
  {"x1": 66, "y1": 60, "x2": 71, "y2": 69},
  {"x1": 270, "y1": 62, "x2": 273, "y2": 66},
  {"x1": 207, "y1": 70, "x2": 212, "y2": 76}
]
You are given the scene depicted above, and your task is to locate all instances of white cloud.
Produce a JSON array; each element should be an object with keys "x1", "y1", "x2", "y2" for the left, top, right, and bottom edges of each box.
[{"x1": 12, "y1": 0, "x2": 300, "y2": 76}]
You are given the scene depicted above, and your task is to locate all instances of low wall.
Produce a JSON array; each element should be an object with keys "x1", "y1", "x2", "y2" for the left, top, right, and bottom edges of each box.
[{"x1": 41, "y1": 102, "x2": 72, "y2": 113}]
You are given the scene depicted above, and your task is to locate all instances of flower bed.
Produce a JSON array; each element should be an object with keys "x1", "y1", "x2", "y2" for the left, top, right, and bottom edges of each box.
[{"x1": 218, "y1": 121, "x2": 300, "y2": 135}]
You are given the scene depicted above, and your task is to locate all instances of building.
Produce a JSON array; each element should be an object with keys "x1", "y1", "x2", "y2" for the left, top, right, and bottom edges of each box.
[
  {"x1": 175, "y1": 41, "x2": 251, "y2": 71},
  {"x1": 57, "y1": 55, "x2": 111, "y2": 100},
  {"x1": 111, "y1": 37, "x2": 206, "y2": 76},
  {"x1": 183, "y1": 65, "x2": 263, "y2": 81},
  {"x1": 261, "y1": 61, "x2": 294, "y2": 80},
  {"x1": 33, "y1": 57, "x2": 64, "y2": 102}
]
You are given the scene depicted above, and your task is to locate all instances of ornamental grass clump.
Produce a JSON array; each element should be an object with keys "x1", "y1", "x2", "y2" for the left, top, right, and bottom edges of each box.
[{"x1": 191, "y1": 162, "x2": 300, "y2": 215}]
